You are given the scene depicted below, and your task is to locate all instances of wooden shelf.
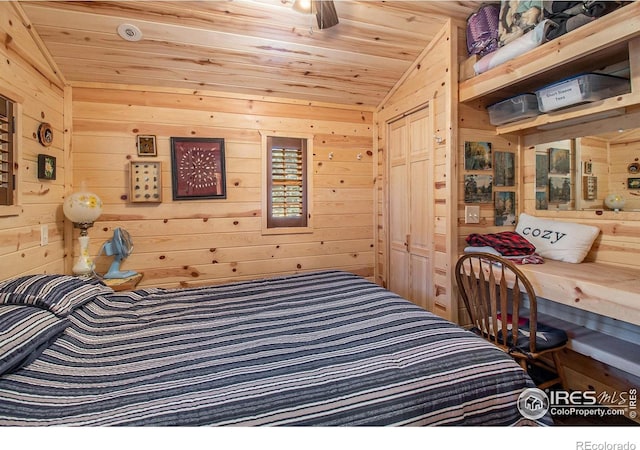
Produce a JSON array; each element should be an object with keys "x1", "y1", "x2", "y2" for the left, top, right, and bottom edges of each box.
[
  {"x1": 458, "y1": 2, "x2": 640, "y2": 134},
  {"x1": 496, "y1": 92, "x2": 640, "y2": 135},
  {"x1": 459, "y1": 2, "x2": 640, "y2": 103}
]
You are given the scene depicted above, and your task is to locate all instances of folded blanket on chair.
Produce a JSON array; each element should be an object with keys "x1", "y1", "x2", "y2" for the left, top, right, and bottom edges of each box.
[
  {"x1": 464, "y1": 246, "x2": 544, "y2": 264},
  {"x1": 466, "y1": 231, "x2": 536, "y2": 256}
]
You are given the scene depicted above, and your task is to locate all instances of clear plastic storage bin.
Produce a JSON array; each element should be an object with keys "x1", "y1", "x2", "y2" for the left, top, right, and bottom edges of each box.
[
  {"x1": 487, "y1": 94, "x2": 541, "y2": 125},
  {"x1": 535, "y1": 73, "x2": 630, "y2": 113}
]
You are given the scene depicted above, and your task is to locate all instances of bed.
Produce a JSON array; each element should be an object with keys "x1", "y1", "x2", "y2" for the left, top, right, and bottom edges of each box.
[{"x1": 0, "y1": 270, "x2": 549, "y2": 426}]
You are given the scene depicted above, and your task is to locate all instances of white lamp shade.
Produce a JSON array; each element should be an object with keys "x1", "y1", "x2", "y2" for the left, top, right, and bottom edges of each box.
[
  {"x1": 63, "y1": 191, "x2": 103, "y2": 224},
  {"x1": 604, "y1": 193, "x2": 625, "y2": 211}
]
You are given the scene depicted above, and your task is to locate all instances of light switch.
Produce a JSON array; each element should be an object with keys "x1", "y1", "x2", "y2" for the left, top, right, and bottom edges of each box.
[
  {"x1": 40, "y1": 224, "x2": 48, "y2": 246},
  {"x1": 465, "y1": 205, "x2": 480, "y2": 224}
]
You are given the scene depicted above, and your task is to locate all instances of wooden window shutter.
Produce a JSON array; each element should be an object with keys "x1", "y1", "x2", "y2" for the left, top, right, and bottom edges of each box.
[
  {"x1": 0, "y1": 95, "x2": 14, "y2": 206},
  {"x1": 266, "y1": 136, "x2": 307, "y2": 228}
]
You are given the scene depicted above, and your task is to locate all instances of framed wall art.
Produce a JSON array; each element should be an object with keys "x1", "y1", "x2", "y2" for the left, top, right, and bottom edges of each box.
[
  {"x1": 549, "y1": 176, "x2": 571, "y2": 203},
  {"x1": 37, "y1": 154, "x2": 56, "y2": 180},
  {"x1": 464, "y1": 174, "x2": 493, "y2": 203},
  {"x1": 130, "y1": 161, "x2": 162, "y2": 203},
  {"x1": 37, "y1": 123, "x2": 53, "y2": 147},
  {"x1": 137, "y1": 135, "x2": 157, "y2": 157},
  {"x1": 549, "y1": 147, "x2": 570, "y2": 175},
  {"x1": 628, "y1": 177, "x2": 640, "y2": 189},
  {"x1": 170, "y1": 137, "x2": 226, "y2": 200},
  {"x1": 583, "y1": 176, "x2": 598, "y2": 200},
  {"x1": 535, "y1": 153, "x2": 549, "y2": 188},
  {"x1": 464, "y1": 141, "x2": 492, "y2": 171},
  {"x1": 494, "y1": 191, "x2": 516, "y2": 226},
  {"x1": 535, "y1": 191, "x2": 548, "y2": 210},
  {"x1": 493, "y1": 151, "x2": 515, "y2": 187}
]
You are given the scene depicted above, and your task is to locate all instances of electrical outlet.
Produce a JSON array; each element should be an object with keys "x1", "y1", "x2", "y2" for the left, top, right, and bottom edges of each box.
[
  {"x1": 40, "y1": 224, "x2": 48, "y2": 246},
  {"x1": 465, "y1": 206, "x2": 480, "y2": 224}
]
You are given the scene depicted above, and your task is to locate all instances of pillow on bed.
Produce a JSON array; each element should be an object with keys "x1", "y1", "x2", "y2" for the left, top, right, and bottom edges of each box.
[
  {"x1": 0, "y1": 305, "x2": 69, "y2": 375},
  {"x1": 0, "y1": 274, "x2": 113, "y2": 317},
  {"x1": 515, "y1": 213, "x2": 600, "y2": 263}
]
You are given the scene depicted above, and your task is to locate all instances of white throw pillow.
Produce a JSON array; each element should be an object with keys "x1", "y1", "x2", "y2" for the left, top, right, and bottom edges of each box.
[{"x1": 515, "y1": 213, "x2": 600, "y2": 263}]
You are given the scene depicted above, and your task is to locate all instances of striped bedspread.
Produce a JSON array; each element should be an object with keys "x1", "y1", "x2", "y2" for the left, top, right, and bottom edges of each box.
[{"x1": 0, "y1": 271, "x2": 547, "y2": 426}]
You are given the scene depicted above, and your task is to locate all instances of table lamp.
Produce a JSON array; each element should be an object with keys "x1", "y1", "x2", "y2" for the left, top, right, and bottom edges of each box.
[
  {"x1": 604, "y1": 193, "x2": 625, "y2": 212},
  {"x1": 63, "y1": 190, "x2": 103, "y2": 276}
]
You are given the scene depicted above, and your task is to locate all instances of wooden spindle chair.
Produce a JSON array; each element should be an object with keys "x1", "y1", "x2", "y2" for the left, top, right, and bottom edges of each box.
[{"x1": 455, "y1": 252, "x2": 567, "y2": 390}]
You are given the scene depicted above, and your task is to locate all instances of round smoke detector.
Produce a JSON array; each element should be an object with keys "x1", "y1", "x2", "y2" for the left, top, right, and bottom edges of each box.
[{"x1": 117, "y1": 23, "x2": 143, "y2": 42}]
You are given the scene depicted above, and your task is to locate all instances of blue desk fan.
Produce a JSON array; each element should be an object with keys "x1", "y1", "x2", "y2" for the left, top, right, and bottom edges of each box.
[{"x1": 101, "y1": 227, "x2": 138, "y2": 279}]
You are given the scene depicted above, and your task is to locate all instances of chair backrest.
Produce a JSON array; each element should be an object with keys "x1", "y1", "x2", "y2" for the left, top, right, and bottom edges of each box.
[{"x1": 455, "y1": 252, "x2": 538, "y2": 354}]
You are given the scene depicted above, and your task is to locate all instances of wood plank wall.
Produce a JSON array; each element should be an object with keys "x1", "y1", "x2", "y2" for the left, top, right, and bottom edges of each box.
[
  {"x1": 375, "y1": 22, "x2": 458, "y2": 322},
  {"x1": 0, "y1": 2, "x2": 66, "y2": 279},
  {"x1": 70, "y1": 85, "x2": 374, "y2": 288},
  {"x1": 456, "y1": 131, "x2": 520, "y2": 232},
  {"x1": 457, "y1": 101, "x2": 519, "y2": 323}
]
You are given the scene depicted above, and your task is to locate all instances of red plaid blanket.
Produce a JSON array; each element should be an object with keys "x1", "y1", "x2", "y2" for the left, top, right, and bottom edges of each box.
[{"x1": 465, "y1": 231, "x2": 535, "y2": 256}]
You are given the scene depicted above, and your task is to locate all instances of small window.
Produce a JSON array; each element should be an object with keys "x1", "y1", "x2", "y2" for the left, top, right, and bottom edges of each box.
[
  {"x1": 262, "y1": 134, "x2": 313, "y2": 234},
  {"x1": 267, "y1": 136, "x2": 307, "y2": 228},
  {"x1": 0, "y1": 95, "x2": 15, "y2": 206}
]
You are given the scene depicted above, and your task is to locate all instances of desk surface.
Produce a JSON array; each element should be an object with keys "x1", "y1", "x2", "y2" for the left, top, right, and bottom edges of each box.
[{"x1": 516, "y1": 260, "x2": 640, "y2": 326}]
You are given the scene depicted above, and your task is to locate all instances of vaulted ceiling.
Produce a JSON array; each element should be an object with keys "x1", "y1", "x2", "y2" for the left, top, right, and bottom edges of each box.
[{"x1": 18, "y1": 0, "x2": 479, "y2": 107}]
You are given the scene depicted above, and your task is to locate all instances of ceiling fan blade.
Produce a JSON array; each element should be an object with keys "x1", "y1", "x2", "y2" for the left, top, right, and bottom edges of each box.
[{"x1": 314, "y1": 0, "x2": 339, "y2": 29}]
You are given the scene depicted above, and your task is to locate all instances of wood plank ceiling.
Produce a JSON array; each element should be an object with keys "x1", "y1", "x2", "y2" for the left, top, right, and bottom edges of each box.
[{"x1": 18, "y1": 0, "x2": 479, "y2": 107}]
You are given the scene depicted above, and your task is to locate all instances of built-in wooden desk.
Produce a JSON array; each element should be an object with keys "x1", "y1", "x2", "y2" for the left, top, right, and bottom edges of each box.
[
  {"x1": 460, "y1": 256, "x2": 640, "y2": 414},
  {"x1": 515, "y1": 260, "x2": 640, "y2": 327}
]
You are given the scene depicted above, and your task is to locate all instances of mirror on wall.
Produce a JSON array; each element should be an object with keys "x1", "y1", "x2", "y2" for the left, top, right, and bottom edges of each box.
[
  {"x1": 534, "y1": 139, "x2": 574, "y2": 211},
  {"x1": 534, "y1": 128, "x2": 640, "y2": 212}
]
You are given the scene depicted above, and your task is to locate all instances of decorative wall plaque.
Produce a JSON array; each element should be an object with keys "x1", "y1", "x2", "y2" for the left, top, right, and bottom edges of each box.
[
  {"x1": 38, "y1": 123, "x2": 53, "y2": 147},
  {"x1": 130, "y1": 161, "x2": 162, "y2": 203},
  {"x1": 170, "y1": 137, "x2": 226, "y2": 200}
]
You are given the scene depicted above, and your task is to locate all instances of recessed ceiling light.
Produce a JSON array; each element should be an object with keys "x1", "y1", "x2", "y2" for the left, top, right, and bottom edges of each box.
[
  {"x1": 117, "y1": 23, "x2": 142, "y2": 42},
  {"x1": 292, "y1": 0, "x2": 313, "y2": 13}
]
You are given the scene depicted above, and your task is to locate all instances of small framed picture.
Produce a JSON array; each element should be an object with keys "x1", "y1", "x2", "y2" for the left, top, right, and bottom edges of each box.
[
  {"x1": 464, "y1": 141, "x2": 492, "y2": 171},
  {"x1": 37, "y1": 154, "x2": 56, "y2": 180},
  {"x1": 130, "y1": 161, "x2": 162, "y2": 203},
  {"x1": 535, "y1": 191, "x2": 548, "y2": 210},
  {"x1": 536, "y1": 153, "x2": 549, "y2": 188},
  {"x1": 38, "y1": 123, "x2": 54, "y2": 147},
  {"x1": 493, "y1": 151, "x2": 515, "y2": 187},
  {"x1": 549, "y1": 148, "x2": 570, "y2": 175},
  {"x1": 583, "y1": 160, "x2": 593, "y2": 175},
  {"x1": 494, "y1": 191, "x2": 516, "y2": 226},
  {"x1": 464, "y1": 174, "x2": 493, "y2": 203},
  {"x1": 137, "y1": 135, "x2": 157, "y2": 157},
  {"x1": 628, "y1": 177, "x2": 640, "y2": 189},
  {"x1": 583, "y1": 176, "x2": 597, "y2": 200},
  {"x1": 549, "y1": 176, "x2": 571, "y2": 203}
]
